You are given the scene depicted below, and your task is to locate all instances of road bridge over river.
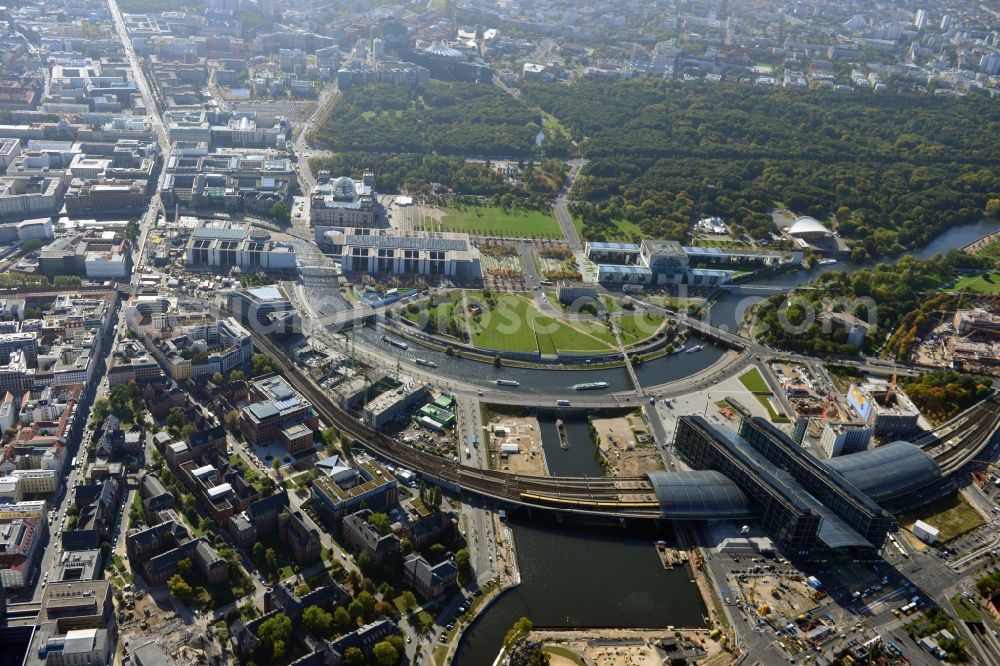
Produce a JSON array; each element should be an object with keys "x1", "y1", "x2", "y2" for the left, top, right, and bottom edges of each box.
[{"x1": 247, "y1": 328, "x2": 1000, "y2": 522}]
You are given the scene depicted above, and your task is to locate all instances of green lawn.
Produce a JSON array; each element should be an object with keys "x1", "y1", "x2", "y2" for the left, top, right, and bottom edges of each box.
[
  {"x1": 618, "y1": 313, "x2": 664, "y2": 346},
  {"x1": 247, "y1": 535, "x2": 300, "y2": 584},
  {"x1": 736, "y1": 368, "x2": 787, "y2": 422},
  {"x1": 974, "y1": 238, "x2": 1000, "y2": 262},
  {"x1": 535, "y1": 317, "x2": 612, "y2": 354},
  {"x1": 754, "y1": 394, "x2": 789, "y2": 423},
  {"x1": 403, "y1": 292, "x2": 468, "y2": 341},
  {"x1": 949, "y1": 273, "x2": 1000, "y2": 295},
  {"x1": 572, "y1": 215, "x2": 646, "y2": 242},
  {"x1": 739, "y1": 368, "x2": 771, "y2": 393},
  {"x1": 535, "y1": 330, "x2": 558, "y2": 356},
  {"x1": 469, "y1": 293, "x2": 618, "y2": 354},
  {"x1": 392, "y1": 595, "x2": 434, "y2": 633},
  {"x1": 950, "y1": 594, "x2": 981, "y2": 623},
  {"x1": 541, "y1": 111, "x2": 572, "y2": 142},
  {"x1": 470, "y1": 294, "x2": 540, "y2": 352},
  {"x1": 413, "y1": 609, "x2": 434, "y2": 634},
  {"x1": 439, "y1": 206, "x2": 562, "y2": 238},
  {"x1": 899, "y1": 491, "x2": 985, "y2": 542}
]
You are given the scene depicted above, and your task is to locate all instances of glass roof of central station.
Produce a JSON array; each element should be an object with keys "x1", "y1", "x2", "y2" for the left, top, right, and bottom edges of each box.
[
  {"x1": 646, "y1": 470, "x2": 752, "y2": 519},
  {"x1": 825, "y1": 441, "x2": 941, "y2": 501}
]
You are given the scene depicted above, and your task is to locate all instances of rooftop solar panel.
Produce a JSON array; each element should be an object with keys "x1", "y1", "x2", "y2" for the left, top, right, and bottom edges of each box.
[
  {"x1": 193, "y1": 226, "x2": 246, "y2": 240},
  {"x1": 345, "y1": 235, "x2": 467, "y2": 252},
  {"x1": 588, "y1": 241, "x2": 640, "y2": 251}
]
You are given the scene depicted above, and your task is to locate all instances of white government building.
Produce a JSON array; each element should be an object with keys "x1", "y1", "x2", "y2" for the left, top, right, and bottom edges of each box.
[
  {"x1": 309, "y1": 173, "x2": 379, "y2": 227},
  {"x1": 185, "y1": 221, "x2": 296, "y2": 271},
  {"x1": 324, "y1": 229, "x2": 482, "y2": 279}
]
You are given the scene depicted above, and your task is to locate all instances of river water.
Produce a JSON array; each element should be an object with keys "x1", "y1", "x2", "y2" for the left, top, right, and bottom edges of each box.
[
  {"x1": 706, "y1": 218, "x2": 1000, "y2": 332},
  {"x1": 536, "y1": 411, "x2": 603, "y2": 477},
  {"x1": 351, "y1": 325, "x2": 727, "y2": 395},
  {"x1": 452, "y1": 517, "x2": 707, "y2": 666},
  {"x1": 450, "y1": 218, "x2": 1000, "y2": 665},
  {"x1": 298, "y1": 221, "x2": 1000, "y2": 665}
]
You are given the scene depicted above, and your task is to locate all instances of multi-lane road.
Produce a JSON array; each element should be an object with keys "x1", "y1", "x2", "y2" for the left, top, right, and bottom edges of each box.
[
  {"x1": 17, "y1": 0, "x2": 175, "y2": 605},
  {"x1": 552, "y1": 159, "x2": 587, "y2": 252},
  {"x1": 454, "y1": 395, "x2": 500, "y2": 584}
]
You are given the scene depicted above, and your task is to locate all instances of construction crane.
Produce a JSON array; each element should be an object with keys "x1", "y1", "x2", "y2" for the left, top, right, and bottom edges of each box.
[{"x1": 885, "y1": 367, "x2": 899, "y2": 404}]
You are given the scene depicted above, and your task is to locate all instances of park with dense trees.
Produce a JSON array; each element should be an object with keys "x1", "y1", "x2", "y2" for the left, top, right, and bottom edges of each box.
[
  {"x1": 901, "y1": 370, "x2": 994, "y2": 423},
  {"x1": 522, "y1": 80, "x2": 1000, "y2": 253},
  {"x1": 754, "y1": 251, "x2": 988, "y2": 359},
  {"x1": 312, "y1": 81, "x2": 564, "y2": 157}
]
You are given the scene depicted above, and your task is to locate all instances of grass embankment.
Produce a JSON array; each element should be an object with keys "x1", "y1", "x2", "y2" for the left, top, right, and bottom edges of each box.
[
  {"x1": 973, "y1": 237, "x2": 1000, "y2": 262},
  {"x1": 948, "y1": 272, "x2": 1000, "y2": 295},
  {"x1": 950, "y1": 594, "x2": 981, "y2": 623},
  {"x1": 738, "y1": 368, "x2": 788, "y2": 422},
  {"x1": 617, "y1": 312, "x2": 665, "y2": 346},
  {"x1": 738, "y1": 368, "x2": 770, "y2": 393},
  {"x1": 400, "y1": 290, "x2": 664, "y2": 355},
  {"x1": 898, "y1": 492, "x2": 985, "y2": 544},
  {"x1": 401, "y1": 291, "x2": 468, "y2": 341},
  {"x1": 469, "y1": 292, "x2": 614, "y2": 354}
]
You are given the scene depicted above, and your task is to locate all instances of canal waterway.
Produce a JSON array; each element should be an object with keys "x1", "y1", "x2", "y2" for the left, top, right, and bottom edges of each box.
[
  {"x1": 452, "y1": 517, "x2": 707, "y2": 666},
  {"x1": 450, "y1": 218, "x2": 1000, "y2": 666},
  {"x1": 536, "y1": 411, "x2": 603, "y2": 477}
]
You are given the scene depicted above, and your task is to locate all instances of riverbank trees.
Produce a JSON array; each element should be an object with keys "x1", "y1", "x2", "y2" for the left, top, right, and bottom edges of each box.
[
  {"x1": 754, "y1": 251, "x2": 988, "y2": 358},
  {"x1": 522, "y1": 80, "x2": 1000, "y2": 253}
]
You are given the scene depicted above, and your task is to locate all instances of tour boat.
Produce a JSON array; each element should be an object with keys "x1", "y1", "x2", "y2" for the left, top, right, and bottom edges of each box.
[
  {"x1": 572, "y1": 381, "x2": 609, "y2": 391},
  {"x1": 382, "y1": 335, "x2": 409, "y2": 350},
  {"x1": 556, "y1": 419, "x2": 570, "y2": 450}
]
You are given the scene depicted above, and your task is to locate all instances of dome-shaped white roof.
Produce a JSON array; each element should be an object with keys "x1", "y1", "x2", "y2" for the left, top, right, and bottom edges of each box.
[{"x1": 788, "y1": 216, "x2": 832, "y2": 237}]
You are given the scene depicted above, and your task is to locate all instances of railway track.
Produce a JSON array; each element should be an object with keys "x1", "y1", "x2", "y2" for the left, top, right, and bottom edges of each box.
[
  {"x1": 927, "y1": 396, "x2": 1000, "y2": 475},
  {"x1": 252, "y1": 330, "x2": 1000, "y2": 517},
  {"x1": 916, "y1": 396, "x2": 999, "y2": 450},
  {"x1": 250, "y1": 332, "x2": 663, "y2": 517}
]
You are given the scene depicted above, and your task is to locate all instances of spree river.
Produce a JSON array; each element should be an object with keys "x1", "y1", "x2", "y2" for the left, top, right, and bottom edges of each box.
[
  {"x1": 450, "y1": 218, "x2": 1000, "y2": 665},
  {"x1": 298, "y1": 221, "x2": 1000, "y2": 665},
  {"x1": 452, "y1": 516, "x2": 707, "y2": 666},
  {"x1": 351, "y1": 325, "x2": 727, "y2": 395},
  {"x1": 707, "y1": 218, "x2": 1000, "y2": 332}
]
